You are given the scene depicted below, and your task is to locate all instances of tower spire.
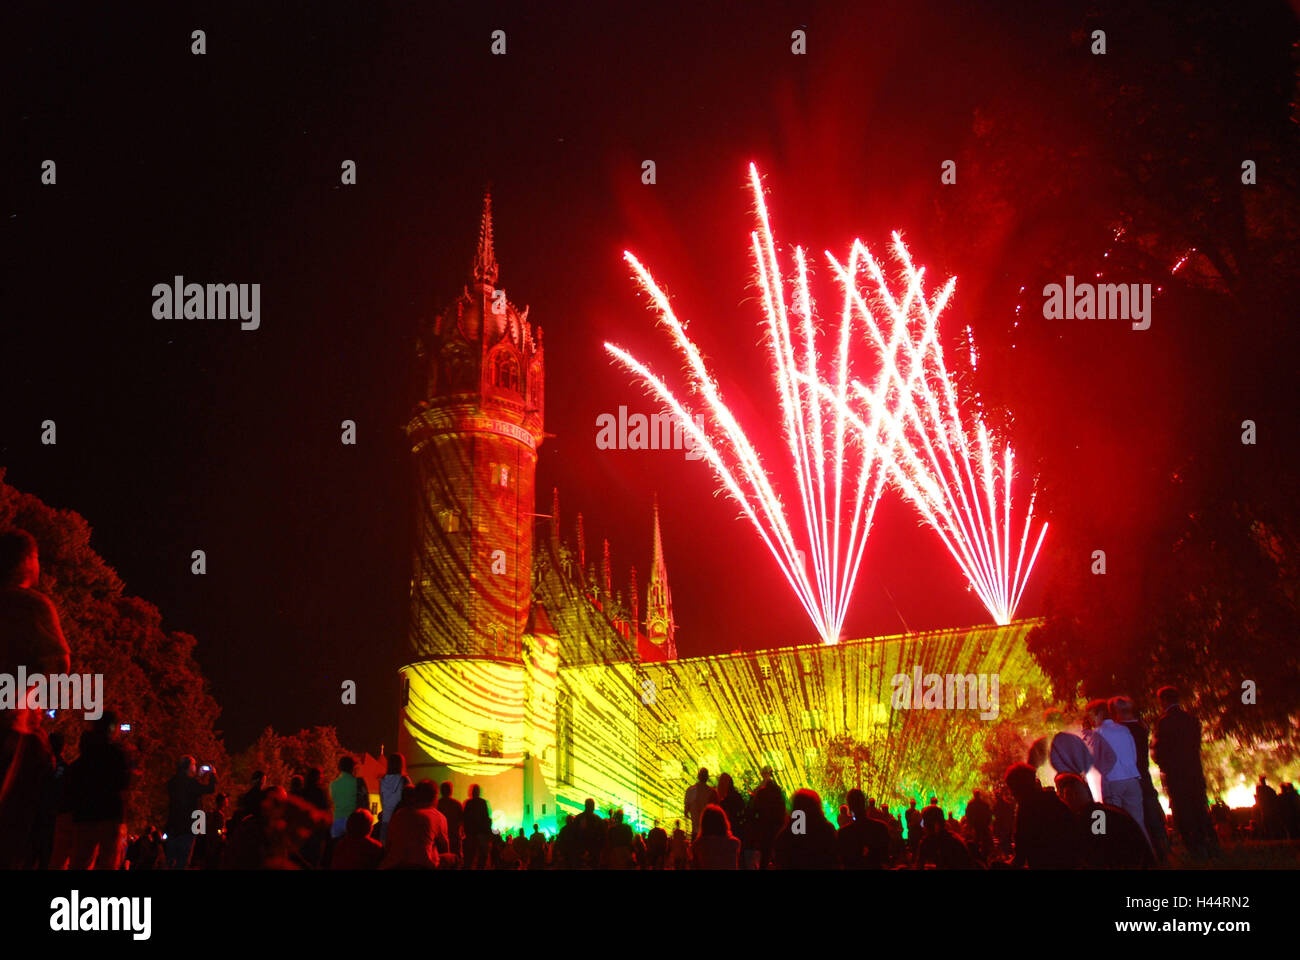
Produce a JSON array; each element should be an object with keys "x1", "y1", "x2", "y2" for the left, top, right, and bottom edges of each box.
[
  {"x1": 645, "y1": 494, "x2": 677, "y2": 658},
  {"x1": 472, "y1": 190, "x2": 499, "y2": 286}
]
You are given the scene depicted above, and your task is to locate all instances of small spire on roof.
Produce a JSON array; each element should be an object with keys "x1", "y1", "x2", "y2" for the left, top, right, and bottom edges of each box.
[{"x1": 472, "y1": 190, "x2": 499, "y2": 286}]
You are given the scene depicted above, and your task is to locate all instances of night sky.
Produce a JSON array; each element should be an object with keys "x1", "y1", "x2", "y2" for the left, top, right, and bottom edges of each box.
[{"x1": 4, "y1": 2, "x2": 1296, "y2": 753}]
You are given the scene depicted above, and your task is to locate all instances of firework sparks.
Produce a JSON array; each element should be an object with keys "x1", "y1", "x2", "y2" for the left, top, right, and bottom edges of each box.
[
  {"x1": 821, "y1": 234, "x2": 1048, "y2": 625},
  {"x1": 607, "y1": 165, "x2": 1046, "y2": 638},
  {"x1": 606, "y1": 164, "x2": 896, "y2": 644}
]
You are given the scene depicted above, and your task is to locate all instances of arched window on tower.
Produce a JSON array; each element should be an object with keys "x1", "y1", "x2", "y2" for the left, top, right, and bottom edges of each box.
[{"x1": 491, "y1": 352, "x2": 521, "y2": 393}]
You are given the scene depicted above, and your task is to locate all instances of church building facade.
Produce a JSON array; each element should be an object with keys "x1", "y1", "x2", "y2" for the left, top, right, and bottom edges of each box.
[{"x1": 397, "y1": 199, "x2": 1050, "y2": 832}]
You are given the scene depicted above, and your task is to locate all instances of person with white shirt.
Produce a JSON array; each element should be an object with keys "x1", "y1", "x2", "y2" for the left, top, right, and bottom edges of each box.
[{"x1": 1083, "y1": 699, "x2": 1147, "y2": 835}]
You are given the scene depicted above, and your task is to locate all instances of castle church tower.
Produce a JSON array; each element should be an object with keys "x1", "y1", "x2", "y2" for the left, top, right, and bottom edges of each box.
[
  {"x1": 406, "y1": 193, "x2": 543, "y2": 658},
  {"x1": 398, "y1": 195, "x2": 550, "y2": 821}
]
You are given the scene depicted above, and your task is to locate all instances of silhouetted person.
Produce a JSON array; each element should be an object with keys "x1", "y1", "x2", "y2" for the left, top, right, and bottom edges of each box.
[
  {"x1": 128, "y1": 826, "x2": 162, "y2": 870},
  {"x1": 332, "y1": 809, "x2": 383, "y2": 869},
  {"x1": 604, "y1": 808, "x2": 634, "y2": 868},
  {"x1": 66, "y1": 712, "x2": 131, "y2": 869},
  {"x1": 195, "y1": 792, "x2": 228, "y2": 869},
  {"x1": 692, "y1": 803, "x2": 740, "y2": 869},
  {"x1": 573, "y1": 797, "x2": 605, "y2": 868},
  {"x1": 436, "y1": 781, "x2": 464, "y2": 860},
  {"x1": 669, "y1": 819, "x2": 689, "y2": 869},
  {"x1": 462, "y1": 783, "x2": 492, "y2": 869},
  {"x1": 904, "y1": 799, "x2": 922, "y2": 856},
  {"x1": 555, "y1": 814, "x2": 578, "y2": 868},
  {"x1": 378, "y1": 752, "x2": 411, "y2": 844},
  {"x1": 1004, "y1": 762, "x2": 1082, "y2": 869},
  {"x1": 965, "y1": 789, "x2": 993, "y2": 862},
  {"x1": 528, "y1": 823, "x2": 547, "y2": 869},
  {"x1": 838, "y1": 788, "x2": 890, "y2": 869},
  {"x1": 164, "y1": 755, "x2": 215, "y2": 868},
  {"x1": 645, "y1": 821, "x2": 668, "y2": 869},
  {"x1": 221, "y1": 786, "x2": 330, "y2": 869},
  {"x1": 1055, "y1": 772, "x2": 1153, "y2": 869},
  {"x1": 300, "y1": 767, "x2": 329, "y2": 812},
  {"x1": 33, "y1": 730, "x2": 67, "y2": 868},
  {"x1": 1083, "y1": 699, "x2": 1146, "y2": 835},
  {"x1": 0, "y1": 529, "x2": 69, "y2": 869},
  {"x1": 1152, "y1": 686, "x2": 1215, "y2": 860},
  {"x1": 771, "y1": 789, "x2": 838, "y2": 869},
  {"x1": 236, "y1": 771, "x2": 266, "y2": 822},
  {"x1": 992, "y1": 789, "x2": 1014, "y2": 855},
  {"x1": 715, "y1": 771, "x2": 745, "y2": 843},
  {"x1": 380, "y1": 780, "x2": 447, "y2": 869},
  {"x1": 293, "y1": 767, "x2": 330, "y2": 867},
  {"x1": 1113, "y1": 695, "x2": 1169, "y2": 863},
  {"x1": 1254, "y1": 776, "x2": 1280, "y2": 840},
  {"x1": 915, "y1": 804, "x2": 978, "y2": 869},
  {"x1": 683, "y1": 767, "x2": 717, "y2": 838},
  {"x1": 1278, "y1": 783, "x2": 1300, "y2": 840},
  {"x1": 1049, "y1": 730, "x2": 1097, "y2": 778},
  {"x1": 329, "y1": 756, "x2": 361, "y2": 839},
  {"x1": 743, "y1": 765, "x2": 786, "y2": 869}
]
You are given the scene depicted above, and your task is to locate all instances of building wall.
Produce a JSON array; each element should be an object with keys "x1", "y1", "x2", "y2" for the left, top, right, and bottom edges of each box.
[
  {"x1": 630, "y1": 620, "x2": 1048, "y2": 827},
  {"x1": 517, "y1": 620, "x2": 1049, "y2": 831}
]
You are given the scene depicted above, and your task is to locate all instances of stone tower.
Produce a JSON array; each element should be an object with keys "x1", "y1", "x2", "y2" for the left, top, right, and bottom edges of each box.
[{"x1": 399, "y1": 195, "x2": 551, "y2": 819}]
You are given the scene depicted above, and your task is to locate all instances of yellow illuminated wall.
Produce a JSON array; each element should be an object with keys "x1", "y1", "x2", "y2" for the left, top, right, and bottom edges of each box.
[{"x1": 404, "y1": 618, "x2": 1048, "y2": 833}]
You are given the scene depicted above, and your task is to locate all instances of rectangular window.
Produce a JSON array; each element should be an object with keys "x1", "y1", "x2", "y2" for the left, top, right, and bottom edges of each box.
[
  {"x1": 801, "y1": 708, "x2": 824, "y2": 732},
  {"x1": 478, "y1": 730, "x2": 504, "y2": 758},
  {"x1": 762, "y1": 750, "x2": 785, "y2": 773},
  {"x1": 695, "y1": 716, "x2": 717, "y2": 740},
  {"x1": 759, "y1": 713, "x2": 783, "y2": 735},
  {"x1": 658, "y1": 721, "x2": 680, "y2": 744},
  {"x1": 760, "y1": 662, "x2": 772, "y2": 679},
  {"x1": 660, "y1": 760, "x2": 681, "y2": 781}
]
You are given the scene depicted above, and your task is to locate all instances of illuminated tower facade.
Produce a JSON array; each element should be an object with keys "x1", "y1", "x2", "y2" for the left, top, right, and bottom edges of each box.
[{"x1": 399, "y1": 195, "x2": 553, "y2": 824}]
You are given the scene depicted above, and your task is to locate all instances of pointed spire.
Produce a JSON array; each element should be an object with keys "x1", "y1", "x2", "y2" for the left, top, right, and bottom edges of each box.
[
  {"x1": 472, "y1": 190, "x2": 499, "y2": 286},
  {"x1": 551, "y1": 488, "x2": 561, "y2": 545},
  {"x1": 576, "y1": 512, "x2": 586, "y2": 575},
  {"x1": 602, "y1": 538, "x2": 612, "y2": 597},
  {"x1": 650, "y1": 494, "x2": 666, "y2": 572},
  {"x1": 645, "y1": 494, "x2": 677, "y2": 658},
  {"x1": 628, "y1": 565, "x2": 639, "y2": 634}
]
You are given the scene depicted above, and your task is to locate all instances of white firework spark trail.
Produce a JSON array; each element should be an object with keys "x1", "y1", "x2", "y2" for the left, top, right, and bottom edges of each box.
[
  {"x1": 605, "y1": 164, "x2": 896, "y2": 645},
  {"x1": 606, "y1": 165, "x2": 1047, "y2": 638},
  {"x1": 822, "y1": 234, "x2": 1049, "y2": 625}
]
